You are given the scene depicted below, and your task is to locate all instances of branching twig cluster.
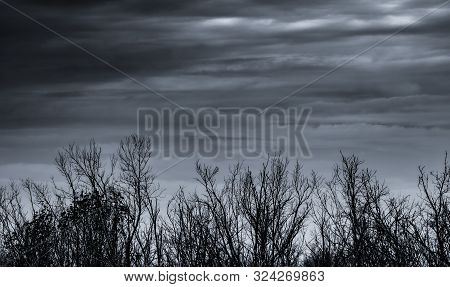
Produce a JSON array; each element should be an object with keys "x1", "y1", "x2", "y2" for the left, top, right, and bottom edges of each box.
[{"x1": 0, "y1": 137, "x2": 449, "y2": 267}]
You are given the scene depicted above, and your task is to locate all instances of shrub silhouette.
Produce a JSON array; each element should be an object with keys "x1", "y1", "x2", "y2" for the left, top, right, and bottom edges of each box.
[{"x1": 0, "y1": 135, "x2": 448, "y2": 266}]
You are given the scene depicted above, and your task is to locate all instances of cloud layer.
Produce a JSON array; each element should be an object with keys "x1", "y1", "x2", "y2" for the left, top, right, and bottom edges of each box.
[{"x1": 0, "y1": 0, "x2": 449, "y2": 194}]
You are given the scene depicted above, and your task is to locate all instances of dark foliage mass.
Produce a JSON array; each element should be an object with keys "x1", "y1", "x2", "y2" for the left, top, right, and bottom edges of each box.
[{"x1": 0, "y1": 135, "x2": 449, "y2": 266}]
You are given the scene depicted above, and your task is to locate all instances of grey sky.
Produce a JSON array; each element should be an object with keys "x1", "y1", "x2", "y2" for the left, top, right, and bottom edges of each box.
[{"x1": 0, "y1": 0, "x2": 449, "y2": 195}]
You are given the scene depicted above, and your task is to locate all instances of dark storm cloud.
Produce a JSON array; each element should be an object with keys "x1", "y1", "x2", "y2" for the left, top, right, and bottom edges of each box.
[
  {"x1": 14, "y1": 0, "x2": 241, "y2": 15},
  {"x1": 2, "y1": 0, "x2": 448, "y2": 94},
  {"x1": 0, "y1": 0, "x2": 449, "y2": 192}
]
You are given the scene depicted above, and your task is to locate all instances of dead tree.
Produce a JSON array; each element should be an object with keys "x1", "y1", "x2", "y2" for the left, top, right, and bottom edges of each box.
[{"x1": 415, "y1": 153, "x2": 450, "y2": 266}]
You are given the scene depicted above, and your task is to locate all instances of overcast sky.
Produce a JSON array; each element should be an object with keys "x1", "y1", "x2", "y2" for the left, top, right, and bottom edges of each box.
[{"x1": 0, "y1": 0, "x2": 449, "y2": 195}]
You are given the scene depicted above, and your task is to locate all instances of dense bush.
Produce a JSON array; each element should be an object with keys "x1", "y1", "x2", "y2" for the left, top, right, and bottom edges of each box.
[{"x1": 0, "y1": 135, "x2": 449, "y2": 266}]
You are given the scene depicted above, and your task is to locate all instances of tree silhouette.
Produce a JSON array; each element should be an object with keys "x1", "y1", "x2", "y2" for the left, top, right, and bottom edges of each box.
[{"x1": 0, "y1": 136, "x2": 449, "y2": 266}]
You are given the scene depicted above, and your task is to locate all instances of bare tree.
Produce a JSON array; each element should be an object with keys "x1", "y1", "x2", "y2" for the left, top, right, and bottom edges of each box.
[
  {"x1": 1, "y1": 138, "x2": 449, "y2": 267},
  {"x1": 0, "y1": 135, "x2": 161, "y2": 266},
  {"x1": 415, "y1": 153, "x2": 450, "y2": 266},
  {"x1": 117, "y1": 134, "x2": 162, "y2": 266},
  {"x1": 306, "y1": 154, "x2": 419, "y2": 266}
]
